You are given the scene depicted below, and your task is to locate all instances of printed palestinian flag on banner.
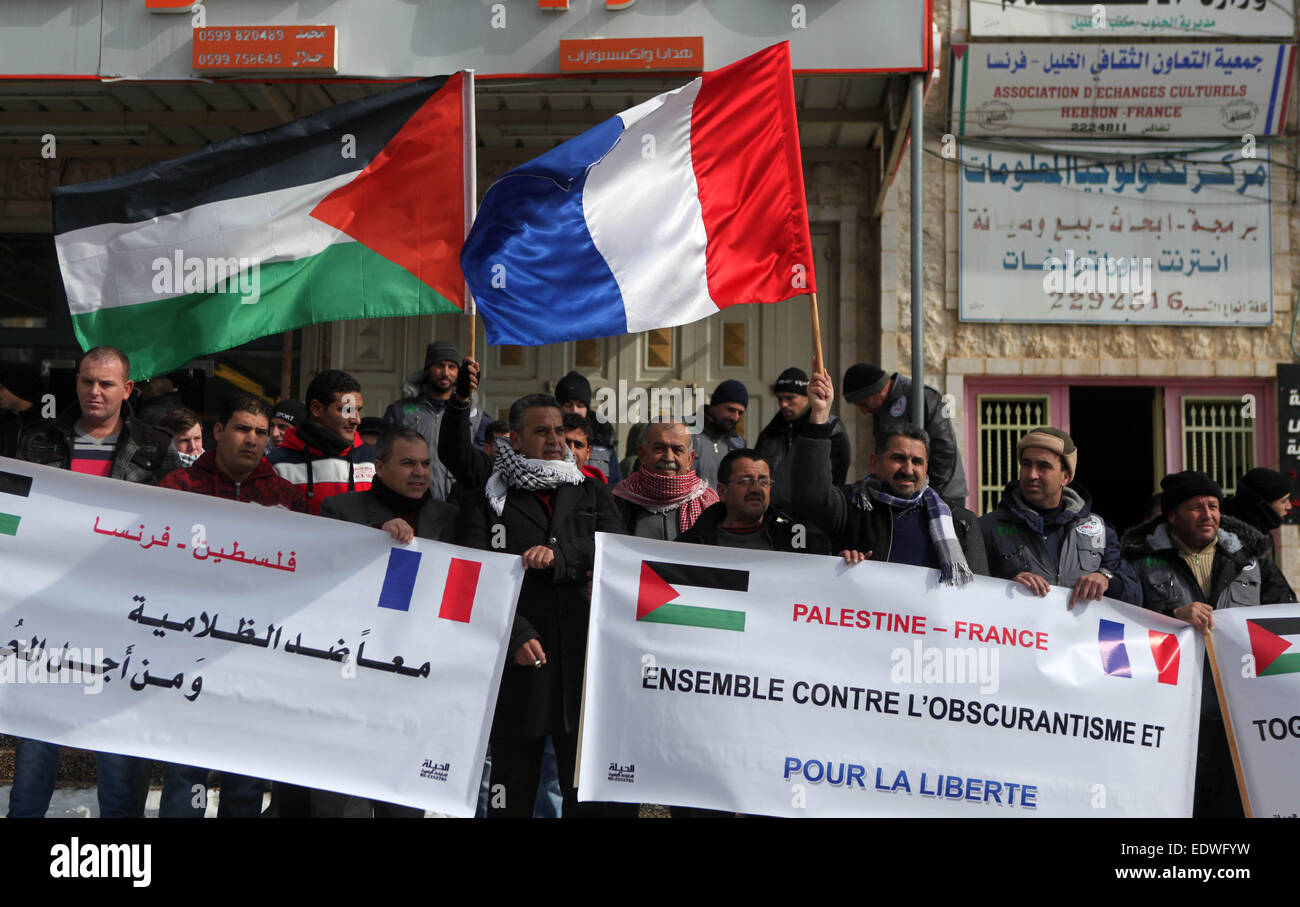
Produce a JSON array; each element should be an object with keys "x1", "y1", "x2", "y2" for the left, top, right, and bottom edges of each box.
[
  {"x1": 1247, "y1": 616, "x2": 1300, "y2": 676},
  {"x1": 53, "y1": 73, "x2": 474, "y2": 380}
]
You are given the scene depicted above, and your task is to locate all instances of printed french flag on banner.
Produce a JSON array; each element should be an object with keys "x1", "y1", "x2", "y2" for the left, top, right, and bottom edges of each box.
[{"x1": 461, "y1": 41, "x2": 815, "y2": 346}]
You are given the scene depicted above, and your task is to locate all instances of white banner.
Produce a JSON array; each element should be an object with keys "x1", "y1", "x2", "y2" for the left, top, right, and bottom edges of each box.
[
  {"x1": 953, "y1": 43, "x2": 1295, "y2": 138},
  {"x1": 970, "y1": 0, "x2": 1296, "y2": 38},
  {"x1": 960, "y1": 141, "x2": 1273, "y2": 325},
  {"x1": 0, "y1": 458, "x2": 522, "y2": 817},
  {"x1": 578, "y1": 535, "x2": 1202, "y2": 817},
  {"x1": 1211, "y1": 604, "x2": 1300, "y2": 818}
]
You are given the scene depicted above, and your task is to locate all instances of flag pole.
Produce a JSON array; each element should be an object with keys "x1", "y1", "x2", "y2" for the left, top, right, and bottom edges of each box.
[
  {"x1": 810, "y1": 292, "x2": 824, "y2": 376},
  {"x1": 463, "y1": 68, "x2": 478, "y2": 364},
  {"x1": 1205, "y1": 628, "x2": 1253, "y2": 817}
]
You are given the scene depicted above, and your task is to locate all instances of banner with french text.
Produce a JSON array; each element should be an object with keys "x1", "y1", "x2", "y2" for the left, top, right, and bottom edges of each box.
[
  {"x1": 0, "y1": 458, "x2": 521, "y2": 817},
  {"x1": 578, "y1": 534, "x2": 1201, "y2": 817},
  {"x1": 1211, "y1": 604, "x2": 1300, "y2": 818}
]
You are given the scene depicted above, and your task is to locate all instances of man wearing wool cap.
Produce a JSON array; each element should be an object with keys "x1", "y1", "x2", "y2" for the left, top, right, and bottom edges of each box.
[
  {"x1": 754, "y1": 366, "x2": 851, "y2": 516},
  {"x1": 691, "y1": 379, "x2": 749, "y2": 487},
  {"x1": 1121, "y1": 469, "x2": 1294, "y2": 817},
  {"x1": 979, "y1": 426, "x2": 1141, "y2": 607},
  {"x1": 842, "y1": 363, "x2": 967, "y2": 509}
]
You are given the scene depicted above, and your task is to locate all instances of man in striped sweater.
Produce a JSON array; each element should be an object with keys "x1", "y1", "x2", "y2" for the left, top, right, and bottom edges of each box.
[{"x1": 268, "y1": 369, "x2": 376, "y2": 515}]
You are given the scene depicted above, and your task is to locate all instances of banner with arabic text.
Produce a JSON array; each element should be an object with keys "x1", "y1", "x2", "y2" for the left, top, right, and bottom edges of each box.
[
  {"x1": 0, "y1": 458, "x2": 521, "y2": 817},
  {"x1": 960, "y1": 141, "x2": 1272, "y2": 326},
  {"x1": 578, "y1": 535, "x2": 1201, "y2": 817},
  {"x1": 969, "y1": 0, "x2": 1295, "y2": 38}
]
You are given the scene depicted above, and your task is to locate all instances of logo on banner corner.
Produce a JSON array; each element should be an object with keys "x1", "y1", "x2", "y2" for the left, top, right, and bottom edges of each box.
[
  {"x1": 636, "y1": 560, "x2": 749, "y2": 632},
  {"x1": 1098, "y1": 618, "x2": 1180, "y2": 685}
]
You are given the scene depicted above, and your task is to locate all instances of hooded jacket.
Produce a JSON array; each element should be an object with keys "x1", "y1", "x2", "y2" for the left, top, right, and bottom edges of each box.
[
  {"x1": 159, "y1": 449, "x2": 308, "y2": 512},
  {"x1": 267, "y1": 420, "x2": 376, "y2": 515},
  {"x1": 978, "y1": 481, "x2": 1142, "y2": 605},
  {"x1": 17, "y1": 401, "x2": 181, "y2": 485}
]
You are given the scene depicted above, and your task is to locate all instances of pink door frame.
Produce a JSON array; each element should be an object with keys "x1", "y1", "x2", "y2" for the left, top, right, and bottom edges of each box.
[{"x1": 963, "y1": 376, "x2": 1276, "y2": 513}]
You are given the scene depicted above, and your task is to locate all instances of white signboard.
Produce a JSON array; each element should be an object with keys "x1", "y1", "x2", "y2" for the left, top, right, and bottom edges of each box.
[
  {"x1": 578, "y1": 535, "x2": 1201, "y2": 817},
  {"x1": 960, "y1": 142, "x2": 1273, "y2": 325},
  {"x1": 954, "y1": 43, "x2": 1295, "y2": 138},
  {"x1": 0, "y1": 459, "x2": 523, "y2": 817},
  {"x1": 970, "y1": 0, "x2": 1296, "y2": 38},
  {"x1": 1212, "y1": 604, "x2": 1300, "y2": 818}
]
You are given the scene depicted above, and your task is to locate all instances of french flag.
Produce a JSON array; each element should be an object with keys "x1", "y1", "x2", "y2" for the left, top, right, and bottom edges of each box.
[
  {"x1": 461, "y1": 42, "x2": 816, "y2": 346},
  {"x1": 1098, "y1": 618, "x2": 1181, "y2": 686}
]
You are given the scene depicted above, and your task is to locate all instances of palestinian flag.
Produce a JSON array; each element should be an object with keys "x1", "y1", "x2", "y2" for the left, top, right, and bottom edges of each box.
[
  {"x1": 53, "y1": 73, "x2": 474, "y2": 380},
  {"x1": 1247, "y1": 616, "x2": 1300, "y2": 676}
]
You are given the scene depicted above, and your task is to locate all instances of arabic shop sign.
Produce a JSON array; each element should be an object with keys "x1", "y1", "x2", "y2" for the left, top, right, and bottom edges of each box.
[
  {"x1": 969, "y1": 0, "x2": 1296, "y2": 38},
  {"x1": 1277, "y1": 363, "x2": 1300, "y2": 523},
  {"x1": 953, "y1": 43, "x2": 1295, "y2": 138},
  {"x1": 192, "y1": 24, "x2": 337, "y2": 74},
  {"x1": 959, "y1": 142, "x2": 1273, "y2": 327},
  {"x1": 560, "y1": 36, "x2": 703, "y2": 72}
]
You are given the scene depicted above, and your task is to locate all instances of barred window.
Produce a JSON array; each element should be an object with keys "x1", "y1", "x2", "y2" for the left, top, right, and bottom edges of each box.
[
  {"x1": 977, "y1": 395, "x2": 1050, "y2": 514},
  {"x1": 1181, "y1": 397, "x2": 1255, "y2": 495}
]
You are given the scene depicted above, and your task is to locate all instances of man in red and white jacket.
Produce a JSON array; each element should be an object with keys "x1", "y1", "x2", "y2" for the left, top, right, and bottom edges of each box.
[{"x1": 267, "y1": 369, "x2": 377, "y2": 514}]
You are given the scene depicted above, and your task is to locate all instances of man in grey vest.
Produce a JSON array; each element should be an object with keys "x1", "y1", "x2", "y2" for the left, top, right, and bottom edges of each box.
[
  {"x1": 1121, "y1": 469, "x2": 1294, "y2": 817},
  {"x1": 979, "y1": 427, "x2": 1141, "y2": 607},
  {"x1": 383, "y1": 340, "x2": 481, "y2": 502},
  {"x1": 842, "y1": 363, "x2": 968, "y2": 509}
]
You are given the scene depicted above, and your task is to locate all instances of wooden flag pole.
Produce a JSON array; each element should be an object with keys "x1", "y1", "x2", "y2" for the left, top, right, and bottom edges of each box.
[
  {"x1": 810, "y1": 291, "x2": 825, "y2": 376},
  {"x1": 1204, "y1": 628, "x2": 1254, "y2": 817}
]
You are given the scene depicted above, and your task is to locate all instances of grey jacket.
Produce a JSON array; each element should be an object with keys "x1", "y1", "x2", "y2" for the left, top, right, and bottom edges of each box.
[
  {"x1": 876, "y1": 375, "x2": 968, "y2": 508},
  {"x1": 690, "y1": 414, "x2": 745, "y2": 488},
  {"x1": 383, "y1": 389, "x2": 483, "y2": 503}
]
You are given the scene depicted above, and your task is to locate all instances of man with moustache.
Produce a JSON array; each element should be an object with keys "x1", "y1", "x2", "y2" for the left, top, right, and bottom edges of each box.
[
  {"x1": 384, "y1": 341, "x2": 479, "y2": 502},
  {"x1": 612, "y1": 420, "x2": 718, "y2": 540}
]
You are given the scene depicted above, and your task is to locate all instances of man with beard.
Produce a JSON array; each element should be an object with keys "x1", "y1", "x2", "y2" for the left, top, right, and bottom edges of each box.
[
  {"x1": 554, "y1": 371, "x2": 621, "y2": 486},
  {"x1": 611, "y1": 420, "x2": 718, "y2": 540},
  {"x1": 384, "y1": 340, "x2": 479, "y2": 502},
  {"x1": 691, "y1": 380, "x2": 748, "y2": 487}
]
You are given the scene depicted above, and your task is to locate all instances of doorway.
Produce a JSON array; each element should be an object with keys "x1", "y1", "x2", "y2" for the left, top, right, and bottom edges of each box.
[{"x1": 1067, "y1": 385, "x2": 1157, "y2": 534}]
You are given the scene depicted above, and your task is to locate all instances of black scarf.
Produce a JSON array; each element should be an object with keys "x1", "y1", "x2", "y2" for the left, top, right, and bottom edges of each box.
[{"x1": 368, "y1": 475, "x2": 430, "y2": 514}]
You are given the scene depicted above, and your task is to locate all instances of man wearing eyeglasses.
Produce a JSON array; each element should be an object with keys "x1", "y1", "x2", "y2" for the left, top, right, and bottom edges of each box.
[{"x1": 677, "y1": 449, "x2": 825, "y2": 553}]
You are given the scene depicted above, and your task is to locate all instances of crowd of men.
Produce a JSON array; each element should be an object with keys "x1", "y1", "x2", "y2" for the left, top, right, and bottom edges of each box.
[{"x1": 0, "y1": 342, "x2": 1294, "y2": 819}]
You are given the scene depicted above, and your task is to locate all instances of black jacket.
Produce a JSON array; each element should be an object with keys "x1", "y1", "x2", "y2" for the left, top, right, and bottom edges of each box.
[
  {"x1": 320, "y1": 485, "x2": 459, "y2": 543},
  {"x1": 458, "y1": 476, "x2": 626, "y2": 742},
  {"x1": 17, "y1": 402, "x2": 181, "y2": 484},
  {"x1": 753, "y1": 407, "x2": 850, "y2": 513},
  {"x1": 788, "y1": 428, "x2": 987, "y2": 574},
  {"x1": 677, "y1": 501, "x2": 830, "y2": 554},
  {"x1": 876, "y1": 375, "x2": 968, "y2": 507},
  {"x1": 1220, "y1": 491, "x2": 1282, "y2": 560}
]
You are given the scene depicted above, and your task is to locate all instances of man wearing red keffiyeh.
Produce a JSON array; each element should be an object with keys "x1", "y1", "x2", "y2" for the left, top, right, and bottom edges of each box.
[{"x1": 611, "y1": 421, "x2": 718, "y2": 539}]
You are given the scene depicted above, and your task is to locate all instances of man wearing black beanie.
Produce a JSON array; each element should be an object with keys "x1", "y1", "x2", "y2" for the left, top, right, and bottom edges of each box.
[
  {"x1": 554, "y1": 370, "x2": 621, "y2": 485},
  {"x1": 1222, "y1": 467, "x2": 1293, "y2": 559},
  {"x1": 755, "y1": 366, "x2": 850, "y2": 514},
  {"x1": 841, "y1": 363, "x2": 967, "y2": 509},
  {"x1": 692, "y1": 379, "x2": 749, "y2": 486},
  {"x1": 1122, "y1": 469, "x2": 1294, "y2": 817}
]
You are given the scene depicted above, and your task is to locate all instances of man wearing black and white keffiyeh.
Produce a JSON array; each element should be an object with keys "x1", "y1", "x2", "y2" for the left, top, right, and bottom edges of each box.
[
  {"x1": 789, "y1": 370, "x2": 989, "y2": 584},
  {"x1": 455, "y1": 390, "x2": 635, "y2": 819}
]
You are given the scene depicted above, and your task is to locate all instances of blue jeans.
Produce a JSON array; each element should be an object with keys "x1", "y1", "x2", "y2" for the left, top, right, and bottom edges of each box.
[
  {"x1": 7, "y1": 739, "x2": 149, "y2": 818},
  {"x1": 533, "y1": 737, "x2": 563, "y2": 818},
  {"x1": 159, "y1": 764, "x2": 267, "y2": 818}
]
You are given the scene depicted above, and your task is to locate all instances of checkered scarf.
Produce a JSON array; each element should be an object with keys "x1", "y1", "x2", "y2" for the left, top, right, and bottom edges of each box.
[
  {"x1": 612, "y1": 466, "x2": 719, "y2": 533},
  {"x1": 851, "y1": 477, "x2": 973, "y2": 587},
  {"x1": 485, "y1": 437, "x2": 585, "y2": 516}
]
